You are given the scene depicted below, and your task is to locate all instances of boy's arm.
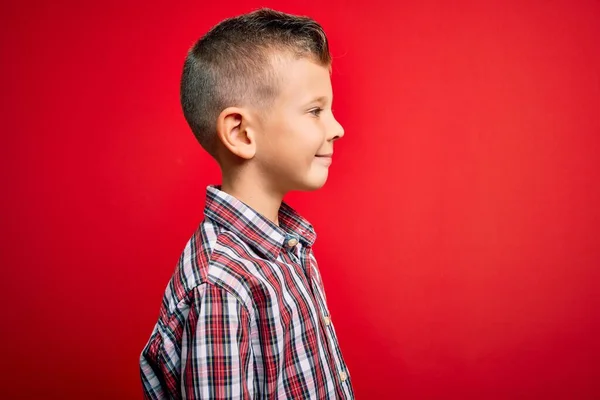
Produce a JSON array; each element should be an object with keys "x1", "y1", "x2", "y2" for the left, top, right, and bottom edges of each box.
[{"x1": 182, "y1": 283, "x2": 255, "y2": 399}]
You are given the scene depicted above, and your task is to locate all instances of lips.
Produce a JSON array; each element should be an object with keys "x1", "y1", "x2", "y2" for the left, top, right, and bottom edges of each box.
[{"x1": 315, "y1": 153, "x2": 333, "y2": 166}]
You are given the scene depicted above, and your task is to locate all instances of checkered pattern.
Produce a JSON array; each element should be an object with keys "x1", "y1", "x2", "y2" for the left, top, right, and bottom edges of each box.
[{"x1": 140, "y1": 185, "x2": 354, "y2": 399}]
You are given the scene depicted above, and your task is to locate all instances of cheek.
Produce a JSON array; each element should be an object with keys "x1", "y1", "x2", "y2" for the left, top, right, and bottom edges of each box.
[
  {"x1": 269, "y1": 117, "x2": 324, "y2": 160},
  {"x1": 300, "y1": 122, "x2": 326, "y2": 148}
]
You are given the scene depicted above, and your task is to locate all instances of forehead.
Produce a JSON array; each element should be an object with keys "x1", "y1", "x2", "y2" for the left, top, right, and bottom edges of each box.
[{"x1": 271, "y1": 56, "x2": 333, "y2": 103}]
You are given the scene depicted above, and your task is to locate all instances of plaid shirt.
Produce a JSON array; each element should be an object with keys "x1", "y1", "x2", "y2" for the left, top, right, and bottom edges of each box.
[{"x1": 140, "y1": 185, "x2": 354, "y2": 399}]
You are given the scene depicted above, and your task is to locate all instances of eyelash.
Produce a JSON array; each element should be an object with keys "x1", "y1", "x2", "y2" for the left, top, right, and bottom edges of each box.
[{"x1": 309, "y1": 108, "x2": 324, "y2": 117}]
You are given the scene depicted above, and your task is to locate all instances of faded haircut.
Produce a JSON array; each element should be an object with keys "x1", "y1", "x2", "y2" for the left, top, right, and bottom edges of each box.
[{"x1": 180, "y1": 8, "x2": 331, "y2": 156}]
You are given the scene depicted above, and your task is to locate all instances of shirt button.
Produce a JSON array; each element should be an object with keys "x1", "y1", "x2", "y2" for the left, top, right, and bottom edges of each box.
[
  {"x1": 286, "y1": 238, "x2": 298, "y2": 247},
  {"x1": 339, "y1": 371, "x2": 347, "y2": 382},
  {"x1": 323, "y1": 316, "x2": 331, "y2": 326}
]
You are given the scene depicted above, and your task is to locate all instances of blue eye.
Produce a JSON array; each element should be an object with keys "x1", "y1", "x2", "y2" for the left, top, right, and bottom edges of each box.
[{"x1": 309, "y1": 108, "x2": 323, "y2": 117}]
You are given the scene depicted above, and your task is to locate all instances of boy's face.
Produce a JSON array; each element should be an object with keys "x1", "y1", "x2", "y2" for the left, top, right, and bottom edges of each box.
[{"x1": 253, "y1": 56, "x2": 344, "y2": 193}]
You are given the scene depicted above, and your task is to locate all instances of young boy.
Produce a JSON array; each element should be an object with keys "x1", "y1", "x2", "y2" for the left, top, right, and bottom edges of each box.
[{"x1": 140, "y1": 8, "x2": 353, "y2": 399}]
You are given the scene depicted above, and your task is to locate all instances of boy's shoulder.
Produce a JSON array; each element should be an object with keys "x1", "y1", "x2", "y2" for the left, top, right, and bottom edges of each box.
[
  {"x1": 156, "y1": 185, "x2": 318, "y2": 321},
  {"x1": 159, "y1": 218, "x2": 266, "y2": 318}
]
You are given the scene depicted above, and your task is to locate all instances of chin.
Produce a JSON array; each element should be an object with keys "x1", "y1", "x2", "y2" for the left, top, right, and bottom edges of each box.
[
  {"x1": 298, "y1": 173, "x2": 329, "y2": 191},
  {"x1": 285, "y1": 168, "x2": 329, "y2": 192},
  {"x1": 305, "y1": 181, "x2": 327, "y2": 191}
]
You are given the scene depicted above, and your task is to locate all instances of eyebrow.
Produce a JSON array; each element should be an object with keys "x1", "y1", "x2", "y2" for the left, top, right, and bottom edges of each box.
[{"x1": 304, "y1": 96, "x2": 330, "y2": 106}]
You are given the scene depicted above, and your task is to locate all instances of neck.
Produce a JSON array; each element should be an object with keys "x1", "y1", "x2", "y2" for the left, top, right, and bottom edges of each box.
[{"x1": 220, "y1": 169, "x2": 284, "y2": 226}]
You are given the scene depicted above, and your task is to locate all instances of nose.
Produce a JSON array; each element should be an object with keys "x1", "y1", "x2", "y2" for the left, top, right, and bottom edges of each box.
[{"x1": 328, "y1": 115, "x2": 345, "y2": 142}]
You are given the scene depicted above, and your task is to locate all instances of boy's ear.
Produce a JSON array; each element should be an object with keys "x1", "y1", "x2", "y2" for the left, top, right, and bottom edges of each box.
[{"x1": 216, "y1": 107, "x2": 256, "y2": 160}]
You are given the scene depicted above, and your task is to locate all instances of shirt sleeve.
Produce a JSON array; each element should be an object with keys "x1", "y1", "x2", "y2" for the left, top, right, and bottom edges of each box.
[{"x1": 181, "y1": 283, "x2": 255, "y2": 399}]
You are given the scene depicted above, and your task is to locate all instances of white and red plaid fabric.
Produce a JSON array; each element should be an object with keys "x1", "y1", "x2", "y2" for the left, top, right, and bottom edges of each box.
[{"x1": 140, "y1": 185, "x2": 354, "y2": 399}]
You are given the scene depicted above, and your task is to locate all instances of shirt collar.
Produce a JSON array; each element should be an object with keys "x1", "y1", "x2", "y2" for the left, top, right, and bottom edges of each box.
[{"x1": 203, "y1": 185, "x2": 316, "y2": 261}]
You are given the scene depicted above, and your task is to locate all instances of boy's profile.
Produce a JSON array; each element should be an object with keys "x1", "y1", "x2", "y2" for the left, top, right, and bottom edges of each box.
[{"x1": 140, "y1": 8, "x2": 353, "y2": 399}]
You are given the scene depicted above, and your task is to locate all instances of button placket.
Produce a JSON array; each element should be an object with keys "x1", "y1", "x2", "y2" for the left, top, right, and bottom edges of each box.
[{"x1": 317, "y1": 311, "x2": 348, "y2": 386}]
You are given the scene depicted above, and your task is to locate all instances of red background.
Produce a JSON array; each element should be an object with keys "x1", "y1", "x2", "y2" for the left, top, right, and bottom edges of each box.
[{"x1": 2, "y1": 0, "x2": 599, "y2": 398}]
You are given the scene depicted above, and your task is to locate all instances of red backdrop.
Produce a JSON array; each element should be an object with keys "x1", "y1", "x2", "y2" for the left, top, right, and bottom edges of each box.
[{"x1": 2, "y1": 0, "x2": 599, "y2": 398}]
